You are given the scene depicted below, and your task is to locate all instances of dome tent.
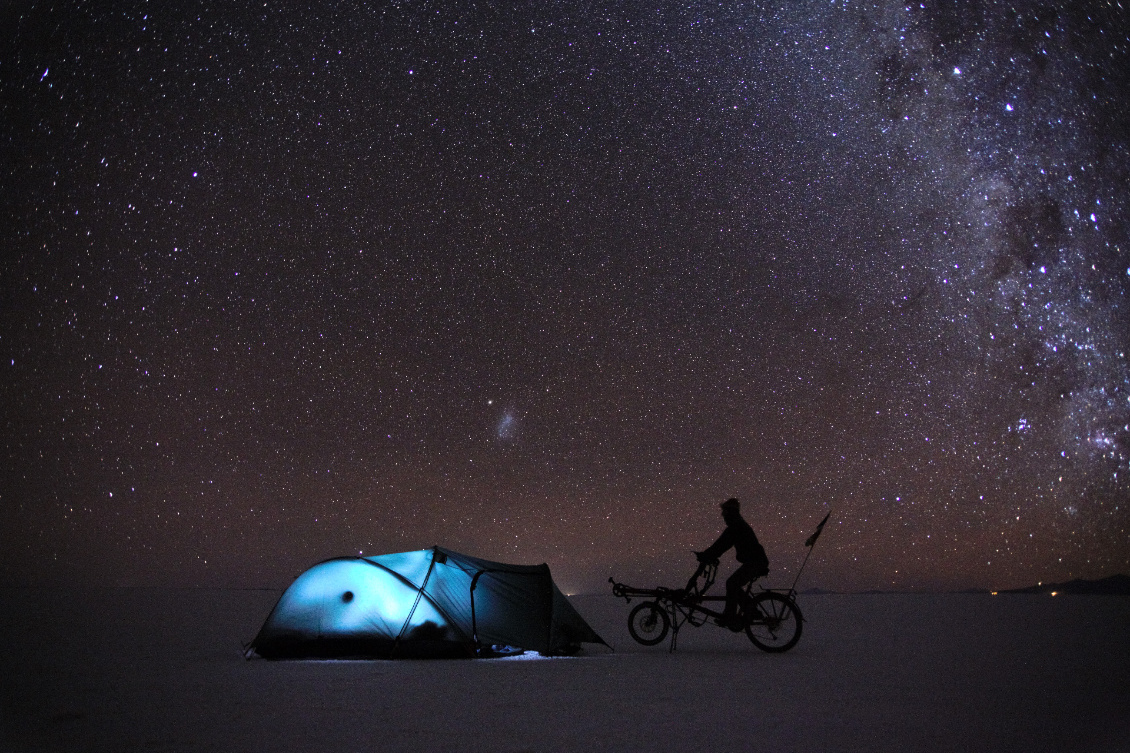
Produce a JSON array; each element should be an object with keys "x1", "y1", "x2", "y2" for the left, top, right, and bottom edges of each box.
[{"x1": 249, "y1": 546, "x2": 606, "y2": 659}]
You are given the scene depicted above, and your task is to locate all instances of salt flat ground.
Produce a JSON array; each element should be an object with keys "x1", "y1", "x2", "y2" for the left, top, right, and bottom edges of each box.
[{"x1": 1, "y1": 587, "x2": 1127, "y2": 752}]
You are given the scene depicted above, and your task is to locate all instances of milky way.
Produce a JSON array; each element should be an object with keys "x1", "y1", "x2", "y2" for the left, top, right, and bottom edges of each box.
[{"x1": 2, "y1": 1, "x2": 1127, "y2": 592}]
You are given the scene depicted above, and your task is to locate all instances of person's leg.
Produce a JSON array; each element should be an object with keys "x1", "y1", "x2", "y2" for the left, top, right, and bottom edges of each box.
[{"x1": 723, "y1": 563, "x2": 757, "y2": 620}]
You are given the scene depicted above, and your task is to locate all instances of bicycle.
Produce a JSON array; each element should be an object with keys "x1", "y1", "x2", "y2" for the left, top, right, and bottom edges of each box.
[
  {"x1": 609, "y1": 511, "x2": 830, "y2": 653},
  {"x1": 610, "y1": 558, "x2": 802, "y2": 652}
]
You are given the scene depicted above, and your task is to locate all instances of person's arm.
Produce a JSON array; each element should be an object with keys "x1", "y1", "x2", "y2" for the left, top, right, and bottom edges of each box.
[{"x1": 699, "y1": 527, "x2": 734, "y2": 561}]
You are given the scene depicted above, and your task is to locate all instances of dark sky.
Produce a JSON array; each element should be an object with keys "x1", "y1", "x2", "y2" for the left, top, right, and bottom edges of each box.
[{"x1": 2, "y1": 1, "x2": 1128, "y2": 593}]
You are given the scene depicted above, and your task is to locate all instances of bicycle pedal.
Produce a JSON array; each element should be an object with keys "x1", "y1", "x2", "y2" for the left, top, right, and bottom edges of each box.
[{"x1": 714, "y1": 617, "x2": 744, "y2": 632}]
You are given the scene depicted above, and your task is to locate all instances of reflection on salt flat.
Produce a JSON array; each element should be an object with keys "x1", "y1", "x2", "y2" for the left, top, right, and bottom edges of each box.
[{"x1": 493, "y1": 651, "x2": 574, "y2": 661}]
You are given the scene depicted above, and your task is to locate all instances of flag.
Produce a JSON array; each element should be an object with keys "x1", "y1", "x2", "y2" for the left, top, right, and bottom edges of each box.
[{"x1": 805, "y1": 512, "x2": 831, "y2": 547}]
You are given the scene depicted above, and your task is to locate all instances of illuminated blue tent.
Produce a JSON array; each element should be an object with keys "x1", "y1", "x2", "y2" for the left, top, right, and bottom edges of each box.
[{"x1": 249, "y1": 547, "x2": 606, "y2": 658}]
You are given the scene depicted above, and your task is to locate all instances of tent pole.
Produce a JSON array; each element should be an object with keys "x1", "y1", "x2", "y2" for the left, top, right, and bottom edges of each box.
[
  {"x1": 469, "y1": 570, "x2": 485, "y2": 655},
  {"x1": 391, "y1": 551, "x2": 437, "y2": 658},
  {"x1": 544, "y1": 567, "x2": 554, "y2": 653}
]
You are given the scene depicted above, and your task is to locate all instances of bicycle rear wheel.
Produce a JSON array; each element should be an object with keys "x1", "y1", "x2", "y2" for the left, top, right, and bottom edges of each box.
[
  {"x1": 627, "y1": 601, "x2": 670, "y2": 646},
  {"x1": 745, "y1": 592, "x2": 802, "y2": 653}
]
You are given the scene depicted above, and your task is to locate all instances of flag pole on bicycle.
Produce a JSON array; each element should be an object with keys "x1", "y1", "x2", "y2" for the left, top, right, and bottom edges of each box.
[{"x1": 789, "y1": 511, "x2": 831, "y2": 594}]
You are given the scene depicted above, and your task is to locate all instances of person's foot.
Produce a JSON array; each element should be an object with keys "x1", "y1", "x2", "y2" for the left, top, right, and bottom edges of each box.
[{"x1": 715, "y1": 616, "x2": 744, "y2": 632}]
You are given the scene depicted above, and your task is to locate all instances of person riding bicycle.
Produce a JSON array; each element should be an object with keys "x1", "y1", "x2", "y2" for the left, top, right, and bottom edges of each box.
[{"x1": 695, "y1": 497, "x2": 769, "y2": 631}]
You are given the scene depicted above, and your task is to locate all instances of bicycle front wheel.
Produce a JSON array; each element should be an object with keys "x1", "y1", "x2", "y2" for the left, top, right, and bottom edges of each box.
[
  {"x1": 745, "y1": 592, "x2": 802, "y2": 653},
  {"x1": 627, "y1": 601, "x2": 670, "y2": 646}
]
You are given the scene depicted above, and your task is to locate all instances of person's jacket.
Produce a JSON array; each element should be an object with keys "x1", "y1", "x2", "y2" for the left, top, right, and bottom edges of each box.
[{"x1": 702, "y1": 514, "x2": 768, "y2": 572}]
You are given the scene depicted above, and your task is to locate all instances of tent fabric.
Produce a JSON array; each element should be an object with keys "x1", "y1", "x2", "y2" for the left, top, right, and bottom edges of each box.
[{"x1": 249, "y1": 547, "x2": 606, "y2": 659}]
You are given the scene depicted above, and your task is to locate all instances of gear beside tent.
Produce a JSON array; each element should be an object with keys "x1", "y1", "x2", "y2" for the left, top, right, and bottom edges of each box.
[{"x1": 248, "y1": 546, "x2": 607, "y2": 659}]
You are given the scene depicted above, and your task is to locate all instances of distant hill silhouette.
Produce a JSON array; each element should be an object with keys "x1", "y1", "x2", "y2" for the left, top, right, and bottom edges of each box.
[
  {"x1": 794, "y1": 576, "x2": 1130, "y2": 595},
  {"x1": 1000, "y1": 574, "x2": 1130, "y2": 595}
]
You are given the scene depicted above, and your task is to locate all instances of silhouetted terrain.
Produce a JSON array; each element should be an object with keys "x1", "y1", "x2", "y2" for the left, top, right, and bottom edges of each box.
[{"x1": 1001, "y1": 574, "x2": 1130, "y2": 595}]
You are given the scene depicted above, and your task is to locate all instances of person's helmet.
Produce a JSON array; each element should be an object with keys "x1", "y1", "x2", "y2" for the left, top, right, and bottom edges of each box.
[{"x1": 720, "y1": 497, "x2": 740, "y2": 512}]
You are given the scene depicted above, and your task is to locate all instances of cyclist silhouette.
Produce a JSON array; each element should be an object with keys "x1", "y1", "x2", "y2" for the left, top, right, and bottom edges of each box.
[{"x1": 696, "y1": 498, "x2": 769, "y2": 630}]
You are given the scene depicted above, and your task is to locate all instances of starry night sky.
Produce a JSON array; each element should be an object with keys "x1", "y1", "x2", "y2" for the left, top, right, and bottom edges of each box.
[{"x1": 3, "y1": 1, "x2": 1128, "y2": 593}]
